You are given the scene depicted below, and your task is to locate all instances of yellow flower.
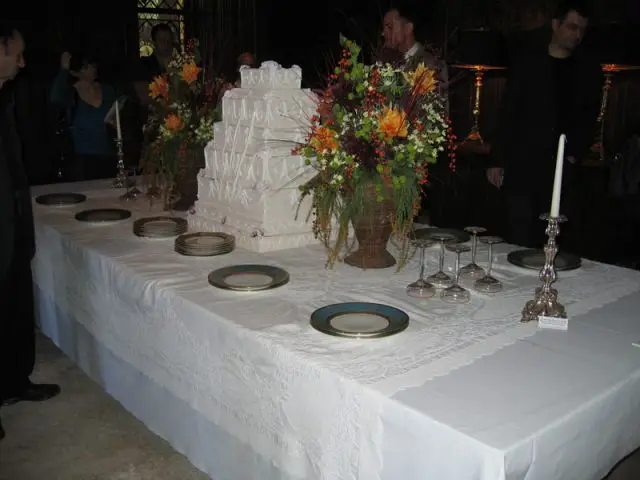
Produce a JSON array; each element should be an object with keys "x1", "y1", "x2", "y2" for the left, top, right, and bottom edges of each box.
[
  {"x1": 164, "y1": 114, "x2": 183, "y2": 133},
  {"x1": 310, "y1": 126, "x2": 338, "y2": 151},
  {"x1": 405, "y1": 64, "x2": 437, "y2": 95},
  {"x1": 181, "y1": 62, "x2": 201, "y2": 84},
  {"x1": 378, "y1": 107, "x2": 408, "y2": 140},
  {"x1": 149, "y1": 75, "x2": 169, "y2": 99}
]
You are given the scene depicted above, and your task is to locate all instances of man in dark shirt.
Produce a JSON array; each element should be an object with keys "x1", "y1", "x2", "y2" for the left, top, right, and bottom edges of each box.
[
  {"x1": 487, "y1": 2, "x2": 602, "y2": 251},
  {"x1": 1, "y1": 22, "x2": 60, "y2": 440},
  {"x1": 133, "y1": 23, "x2": 175, "y2": 106}
]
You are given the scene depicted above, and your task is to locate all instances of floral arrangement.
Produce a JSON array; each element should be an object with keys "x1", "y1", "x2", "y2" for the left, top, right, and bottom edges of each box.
[
  {"x1": 143, "y1": 39, "x2": 224, "y2": 181},
  {"x1": 294, "y1": 36, "x2": 453, "y2": 269}
]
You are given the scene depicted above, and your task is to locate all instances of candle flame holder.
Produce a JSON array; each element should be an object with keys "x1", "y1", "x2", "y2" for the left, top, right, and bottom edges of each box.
[
  {"x1": 113, "y1": 138, "x2": 127, "y2": 189},
  {"x1": 521, "y1": 213, "x2": 568, "y2": 322}
]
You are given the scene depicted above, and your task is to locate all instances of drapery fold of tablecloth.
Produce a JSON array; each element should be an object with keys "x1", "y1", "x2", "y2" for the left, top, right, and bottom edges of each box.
[{"x1": 32, "y1": 187, "x2": 640, "y2": 479}]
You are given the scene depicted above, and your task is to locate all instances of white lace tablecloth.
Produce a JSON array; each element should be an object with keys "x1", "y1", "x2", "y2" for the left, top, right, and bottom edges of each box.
[{"x1": 31, "y1": 182, "x2": 640, "y2": 480}]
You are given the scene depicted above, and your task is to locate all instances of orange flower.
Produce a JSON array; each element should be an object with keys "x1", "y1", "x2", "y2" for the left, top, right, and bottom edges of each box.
[
  {"x1": 378, "y1": 107, "x2": 408, "y2": 140},
  {"x1": 164, "y1": 114, "x2": 183, "y2": 133},
  {"x1": 310, "y1": 126, "x2": 338, "y2": 151},
  {"x1": 405, "y1": 64, "x2": 437, "y2": 95},
  {"x1": 149, "y1": 75, "x2": 169, "y2": 99},
  {"x1": 181, "y1": 62, "x2": 201, "y2": 84}
]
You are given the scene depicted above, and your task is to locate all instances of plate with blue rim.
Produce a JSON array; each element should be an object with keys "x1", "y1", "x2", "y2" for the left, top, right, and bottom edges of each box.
[
  {"x1": 36, "y1": 192, "x2": 87, "y2": 206},
  {"x1": 208, "y1": 264, "x2": 289, "y2": 292},
  {"x1": 310, "y1": 302, "x2": 409, "y2": 339}
]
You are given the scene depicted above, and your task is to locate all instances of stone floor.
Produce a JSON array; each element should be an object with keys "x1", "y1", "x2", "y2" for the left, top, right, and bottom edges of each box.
[
  {"x1": 0, "y1": 333, "x2": 207, "y2": 480},
  {"x1": 0, "y1": 333, "x2": 637, "y2": 479}
]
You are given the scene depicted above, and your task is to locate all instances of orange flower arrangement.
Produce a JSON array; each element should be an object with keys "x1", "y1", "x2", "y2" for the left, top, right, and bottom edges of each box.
[
  {"x1": 294, "y1": 36, "x2": 449, "y2": 269},
  {"x1": 143, "y1": 39, "x2": 218, "y2": 187}
]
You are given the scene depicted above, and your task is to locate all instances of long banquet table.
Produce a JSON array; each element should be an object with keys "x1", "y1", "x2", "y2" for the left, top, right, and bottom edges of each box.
[{"x1": 31, "y1": 180, "x2": 640, "y2": 480}]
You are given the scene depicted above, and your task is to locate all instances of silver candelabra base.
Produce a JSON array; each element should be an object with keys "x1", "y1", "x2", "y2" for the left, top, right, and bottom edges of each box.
[
  {"x1": 521, "y1": 213, "x2": 568, "y2": 322},
  {"x1": 113, "y1": 139, "x2": 126, "y2": 188}
]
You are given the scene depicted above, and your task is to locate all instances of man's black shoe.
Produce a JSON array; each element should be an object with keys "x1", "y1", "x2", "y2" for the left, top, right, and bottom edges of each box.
[{"x1": 2, "y1": 382, "x2": 61, "y2": 406}]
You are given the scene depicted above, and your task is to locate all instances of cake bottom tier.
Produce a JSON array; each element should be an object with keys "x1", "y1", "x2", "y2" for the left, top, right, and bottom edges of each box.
[{"x1": 188, "y1": 212, "x2": 320, "y2": 252}]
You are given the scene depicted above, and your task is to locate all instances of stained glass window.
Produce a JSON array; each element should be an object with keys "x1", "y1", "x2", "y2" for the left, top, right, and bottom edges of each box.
[{"x1": 137, "y1": 0, "x2": 185, "y2": 57}]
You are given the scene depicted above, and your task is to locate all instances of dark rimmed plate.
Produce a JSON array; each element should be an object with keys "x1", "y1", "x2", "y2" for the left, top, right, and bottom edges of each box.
[
  {"x1": 412, "y1": 227, "x2": 470, "y2": 243},
  {"x1": 310, "y1": 302, "x2": 410, "y2": 339},
  {"x1": 36, "y1": 192, "x2": 87, "y2": 206},
  {"x1": 507, "y1": 249, "x2": 582, "y2": 271},
  {"x1": 208, "y1": 264, "x2": 289, "y2": 292},
  {"x1": 75, "y1": 208, "x2": 132, "y2": 223}
]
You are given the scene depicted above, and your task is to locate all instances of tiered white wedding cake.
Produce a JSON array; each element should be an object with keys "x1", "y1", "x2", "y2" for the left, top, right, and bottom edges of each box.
[{"x1": 188, "y1": 61, "x2": 319, "y2": 252}]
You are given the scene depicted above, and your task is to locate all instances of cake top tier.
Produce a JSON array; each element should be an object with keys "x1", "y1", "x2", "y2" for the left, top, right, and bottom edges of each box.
[{"x1": 240, "y1": 61, "x2": 302, "y2": 90}]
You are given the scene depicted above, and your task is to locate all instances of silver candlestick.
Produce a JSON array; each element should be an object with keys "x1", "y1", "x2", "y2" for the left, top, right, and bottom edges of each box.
[
  {"x1": 521, "y1": 213, "x2": 568, "y2": 322},
  {"x1": 113, "y1": 138, "x2": 127, "y2": 188}
]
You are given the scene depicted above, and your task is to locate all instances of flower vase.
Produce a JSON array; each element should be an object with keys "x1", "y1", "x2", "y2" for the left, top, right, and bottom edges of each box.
[
  {"x1": 173, "y1": 148, "x2": 204, "y2": 211},
  {"x1": 146, "y1": 169, "x2": 161, "y2": 199},
  {"x1": 160, "y1": 171, "x2": 177, "y2": 212},
  {"x1": 343, "y1": 184, "x2": 396, "y2": 269}
]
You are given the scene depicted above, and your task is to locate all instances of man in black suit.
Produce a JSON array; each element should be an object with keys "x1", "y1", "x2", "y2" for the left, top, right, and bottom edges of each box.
[
  {"x1": 1, "y1": 21, "x2": 60, "y2": 440},
  {"x1": 487, "y1": 1, "x2": 602, "y2": 250}
]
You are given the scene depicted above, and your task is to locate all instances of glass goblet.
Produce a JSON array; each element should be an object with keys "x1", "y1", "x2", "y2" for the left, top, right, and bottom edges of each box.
[
  {"x1": 406, "y1": 238, "x2": 436, "y2": 299},
  {"x1": 459, "y1": 226, "x2": 487, "y2": 280},
  {"x1": 120, "y1": 168, "x2": 139, "y2": 200},
  {"x1": 128, "y1": 167, "x2": 142, "y2": 195},
  {"x1": 441, "y1": 242, "x2": 472, "y2": 304},
  {"x1": 426, "y1": 232, "x2": 456, "y2": 288},
  {"x1": 474, "y1": 236, "x2": 504, "y2": 293}
]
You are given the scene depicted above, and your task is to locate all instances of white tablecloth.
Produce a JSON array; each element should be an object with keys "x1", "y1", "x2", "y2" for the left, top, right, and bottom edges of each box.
[{"x1": 31, "y1": 181, "x2": 640, "y2": 480}]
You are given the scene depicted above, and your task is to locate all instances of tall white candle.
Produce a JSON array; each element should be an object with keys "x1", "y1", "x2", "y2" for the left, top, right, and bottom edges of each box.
[
  {"x1": 115, "y1": 99, "x2": 122, "y2": 142},
  {"x1": 550, "y1": 134, "x2": 566, "y2": 218}
]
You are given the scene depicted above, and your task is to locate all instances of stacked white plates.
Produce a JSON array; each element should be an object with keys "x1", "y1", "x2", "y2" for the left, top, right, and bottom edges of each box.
[
  {"x1": 133, "y1": 216, "x2": 188, "y2": 238},
  {"x1": 174, "y1": 232, "x2": 235, "y2": 256}
]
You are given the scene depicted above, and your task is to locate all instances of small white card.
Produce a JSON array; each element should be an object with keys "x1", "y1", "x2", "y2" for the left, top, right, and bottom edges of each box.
[{"x1": 538, "y1": 315, "x2": 569, "y2": 331}]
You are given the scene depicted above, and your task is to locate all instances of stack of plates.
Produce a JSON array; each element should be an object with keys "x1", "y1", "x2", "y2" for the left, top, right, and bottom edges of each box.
[
  {"x1": 133, "y1": 216, "x2": 188, "y2": 238},
  {"x1": 174, "y1": 232, "x2": 235, "y2": 256}
]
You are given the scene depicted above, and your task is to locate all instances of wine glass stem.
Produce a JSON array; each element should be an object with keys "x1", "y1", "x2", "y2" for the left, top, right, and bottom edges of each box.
[
  {"x1": 471, "y1": 234, "x2": 477, "y2": 264},
  {"x1": 419, "y1": 246, "x2": 426, "y2": 281},
  {"x1": 454, "y1": 252, "x2": 461, "y2": 284},
  {"x1": 439, "y1": 240, "x2": 445, "y2": 271},
  {"x1": 487, "y1": 243, "x2": 493, "y2": 276}
]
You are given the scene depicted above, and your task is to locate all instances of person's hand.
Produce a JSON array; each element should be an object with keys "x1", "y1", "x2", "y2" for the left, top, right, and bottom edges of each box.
[
  {"x1": 486, "y1": 167, "x2": 503, "y2": 188},
  {"x1": 60, "y1": 52, "x2": 72, "y2": 70}
]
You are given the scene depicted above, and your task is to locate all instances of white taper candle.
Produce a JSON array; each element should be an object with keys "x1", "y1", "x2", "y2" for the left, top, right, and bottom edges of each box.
[
  {"x1": 550, "y1": 134, "x2": 566, "y2": 218},
  {"x1": 115, "y1": 99, "x2": 122, "y2": 142}
]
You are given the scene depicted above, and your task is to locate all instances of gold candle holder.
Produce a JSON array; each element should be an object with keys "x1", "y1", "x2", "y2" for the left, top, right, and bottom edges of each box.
[{"x1": 453, "y1": 64, "x2": 506, "y2": 145}]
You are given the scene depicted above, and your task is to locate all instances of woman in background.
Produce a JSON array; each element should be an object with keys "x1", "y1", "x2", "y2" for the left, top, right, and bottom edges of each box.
[{"x1": 50, "y1": 51, "x2": 117, "y2": 181}]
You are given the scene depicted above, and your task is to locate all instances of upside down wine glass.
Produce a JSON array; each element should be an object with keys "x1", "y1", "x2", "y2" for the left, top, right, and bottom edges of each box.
[
  {"x1": 406, "y1": 239, "x2": 436, "y2": 299},
  {"x1": 459, "y1": 226, "x2": 487, "y2": 280},
  {"x1": 426, "y1": 233, "x2": 456, "y2": 288},
  {"x1": 441, "y1": 242, "x2": 472, "y2": 304},
  {"x1": 474, "y1": 236, "x2": 504, "y2": 293}
]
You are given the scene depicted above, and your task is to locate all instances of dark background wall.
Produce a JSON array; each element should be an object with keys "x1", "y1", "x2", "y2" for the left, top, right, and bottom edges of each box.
[{"x1": 6, "y1": 0, "x2": 640, "y2": 184}]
